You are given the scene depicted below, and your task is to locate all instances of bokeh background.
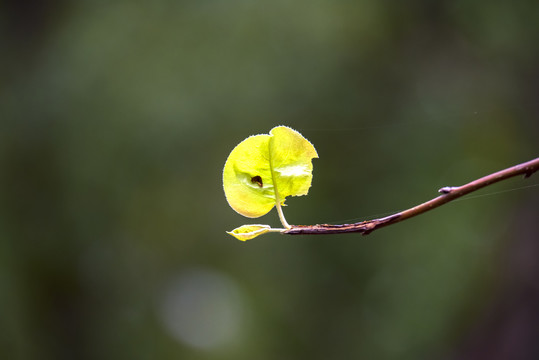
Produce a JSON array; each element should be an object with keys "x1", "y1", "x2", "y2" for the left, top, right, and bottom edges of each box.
[{"x1": 2, "y1": 1, "x2": 539, "y2": 359}]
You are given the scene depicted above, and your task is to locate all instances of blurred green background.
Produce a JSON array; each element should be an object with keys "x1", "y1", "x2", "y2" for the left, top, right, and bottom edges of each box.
[{"x1": 1, "y1": 1, "x2": 539, "y2": 359}]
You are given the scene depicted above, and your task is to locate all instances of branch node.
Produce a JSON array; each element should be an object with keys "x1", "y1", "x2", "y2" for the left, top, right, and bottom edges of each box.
[{"x1": 438, "y1": 186, "x2": 456, "y2": 194}]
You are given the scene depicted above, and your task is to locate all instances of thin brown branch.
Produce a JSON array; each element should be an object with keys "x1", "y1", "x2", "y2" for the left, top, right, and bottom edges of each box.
[{"x1": 284, "y1": 157, "x2": 539, "y2": 236}]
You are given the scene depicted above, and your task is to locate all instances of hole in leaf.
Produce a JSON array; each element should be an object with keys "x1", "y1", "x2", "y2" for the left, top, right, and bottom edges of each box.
[{"x1": 251, "y1": 176, "x2": 263, "y2": 188}]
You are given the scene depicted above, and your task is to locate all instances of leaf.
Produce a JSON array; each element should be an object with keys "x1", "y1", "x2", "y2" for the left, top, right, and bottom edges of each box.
[
  {"x1": 227, "y1": 224, "x2": 272, "y2": 241},
  {"x1": 223, "y1": 126, "x2": 318, "y2": 218}
]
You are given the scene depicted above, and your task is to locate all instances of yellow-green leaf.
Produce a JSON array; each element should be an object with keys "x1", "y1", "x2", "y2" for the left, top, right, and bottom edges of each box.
[
  {"x1": 227, "y1": 224, "x2": 272, "y2": 241},
  {"x1": 223, "y1": 126, "x2": 318, "y2": 218}
]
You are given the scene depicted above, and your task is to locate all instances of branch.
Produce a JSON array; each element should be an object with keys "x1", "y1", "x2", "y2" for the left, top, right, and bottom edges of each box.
[{"x1": 284, "y1": 157, "x2": 539, "y2": 236}]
